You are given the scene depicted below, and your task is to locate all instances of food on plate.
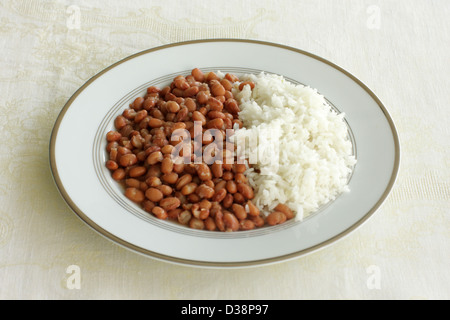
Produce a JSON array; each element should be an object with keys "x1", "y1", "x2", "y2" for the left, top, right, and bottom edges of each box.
[{"x1": 104, "y1": 68, "x2": 355, "y2": 231}]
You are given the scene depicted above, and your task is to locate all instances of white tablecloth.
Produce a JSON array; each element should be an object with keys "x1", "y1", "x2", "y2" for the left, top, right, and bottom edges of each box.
[{"x1": 0, "y1": 0, "x2": 448, "y2": 299}]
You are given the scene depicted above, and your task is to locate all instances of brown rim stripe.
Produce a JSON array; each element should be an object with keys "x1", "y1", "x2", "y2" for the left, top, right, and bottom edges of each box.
[{"x1": 49, "y1": 39, "x2": 400, "y2": 268}]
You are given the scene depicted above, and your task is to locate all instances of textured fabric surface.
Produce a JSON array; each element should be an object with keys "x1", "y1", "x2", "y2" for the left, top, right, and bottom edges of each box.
[{"x1": 0, "y1": 0, "x2": 448, "y2": 299}]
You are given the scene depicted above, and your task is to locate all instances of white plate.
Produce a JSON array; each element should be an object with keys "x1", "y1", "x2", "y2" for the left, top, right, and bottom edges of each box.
[{"x1": 50, "y1": 39, "x2": 400, "y2": 268}]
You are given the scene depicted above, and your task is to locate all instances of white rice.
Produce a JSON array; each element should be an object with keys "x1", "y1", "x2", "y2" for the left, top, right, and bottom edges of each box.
[{"x1": 231, "y1": 72, "x2": 356, "y2": 221}]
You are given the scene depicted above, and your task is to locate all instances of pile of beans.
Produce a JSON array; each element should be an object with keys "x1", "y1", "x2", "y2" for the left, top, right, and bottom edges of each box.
[{"x1": 105, "y1": 68, "x2": 294, "y2": 231}]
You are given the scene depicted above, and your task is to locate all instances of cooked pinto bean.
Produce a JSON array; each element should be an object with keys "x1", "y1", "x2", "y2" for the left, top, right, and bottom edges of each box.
[
  {"x1": 106, "y1": 160, "x2": 118, "y2": 171},
  {"x1": 234, "y1": 173, "x2": 247, "y2": 184},
  {"x1": 114, "y1": 115, "x2": 128, "y2": 129},
  {"x1": 146, "y1": 151, "x2": 163, "y2": 165},
  {"x1": 220, "y1": 78, "x2": 233, "y2": 91},
  {"x1": 148, "y1": 117, "x2": 164, "y2": 128},
  {"x1": 238, "y1": 81, "x2": 256, "y2": 90},
  {"x1": 178, "y1": 210, "x2": 192, "y2": 225},
  {"x1": 134, "y1": 110, "x2": 148, "y2": 123},
  {"x1": 233, "y1": 163, "x2": 246, "y2": 173},
  {"x1": 211, "y1": 82, "x2": 226, "y2": 96},
  {"x1": 167, "y1": 208, "x2": 182, "y2": 220},
  {"x1": 192, "y1": 111, "x2": 206, "y2": 126},
  {"x1": 146, "y1": 176, "x2": 162, "y2": 187},
  {"x1": 214, "y1": 179, "x2": 227, "y2": 192},
  {"x1": 106, "y1": 130, "x2": 121, "y2": 142},
  {"x1": 196, "y1": 90, "x2": 210, "y2": 104},
  {"x1": 206, "y1": 118, "x2": 224, "y2": 129},
  {"x1": 152, "y1": 206, "x2": 168, "y2": 220},
  {"x1": 145, "y1": 187, "x2": 164, "y2": 202},
  {"x1": 222, "y1": 193, "x2": 234, "y2": 208},
  {"x1": 125, "y1": 187, "x2": 145, "y2": 203},
  {"x1": 142, "y1": 200, "x2": 155, "y2": 213},
  {"x1": 206, "y1": 71, "x2": 220, "y2": 82},
  {"x1": 189, "y1": 217, "x2": 205, "y2": 230},
  {"x1": 204, "y1": 217, "x2": 217, "y2": 231},
  {"x1": 274, "y1": 203, "x2": 294, "y2": 220},
  {"x1": 266, "y1": 211, "x2": 287, "y2": 226},
  {"x1": 249, "y1": 215, "x2": 265, "y2": 228},
  {"x1": 231, "y1": 203, "x2": 247, "y2": 220},
  {"x1": 223, "y1": 212, "x2": 239, "y2": 232},
  {"x1": 237, "y1": 183, "x2": 254, "y2": 199},
  {"x1": 239, "y1": 219, "x2": 255, "y2": 231},
  {"x1": 226, "y1": 180, "x2": 237, "y2": 194},
  {"x1": 119, "y1": 153, "x2": 137, "y2": 167},
  {"x1": 161, "y1": 157, "x2": 174, "y2": 174},
  {"x1": 207, "y1": 111, "x2": 226, "y2": 120},
  {"x1": 158, "y1": 184, "x2": 173, "y2": 196},
  {"x1": 112, "y1": 168, "x2": 126, "y2": 181},
  {"x1": 175, "y1": 174, "x2": 192, "y2": 190},
  {"x1": 195, "y1": 163, "x2": 212, "y2": 181},
  {"x1": 129, "y1": 166, "x2": 146, "y2": 178},
  {"x1": 225, "y1": 73, "x2": 239, "y2": 82},
  {"x1": 212, "y1": 188, "x2": 227, "y2": 203},
  {"x1": 195, "y1": 184, "x2": 215, "y2": 199},
  {"x1": 159, "y1": 197, "x2": 181, "y2": 211},
  {"x1": 246, "y1": 200, "x2": 260, "y2": 217},
  {"x1": 191, "y1": 68, "x2": 205, "y2": 82},
  {"x1": 184, "y1": 86, "x2": 199, "y2": 97},
  {"x1": 191, "y1": 203, "x2": 209, "y2": 220},
  {"x1": 207, "y1": 97, "x2": 223, "y2": 111},
  {"x1": 224, "y1": 98, "x2": 240, "y2": 114},
  {"x1": 181, "y1": 182, "x2": 198, "y2": 196},
  {"x1": 125, "y1": 178, "x2": 141, "y2": 189},
  {"x1": 161, "y1": 172, "x2": 178, "y2": 184}
]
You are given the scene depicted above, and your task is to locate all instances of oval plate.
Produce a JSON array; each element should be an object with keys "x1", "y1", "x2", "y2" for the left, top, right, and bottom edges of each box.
[{"x1": 49, "y1": 39, "x2": 400, "y2": 268}]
